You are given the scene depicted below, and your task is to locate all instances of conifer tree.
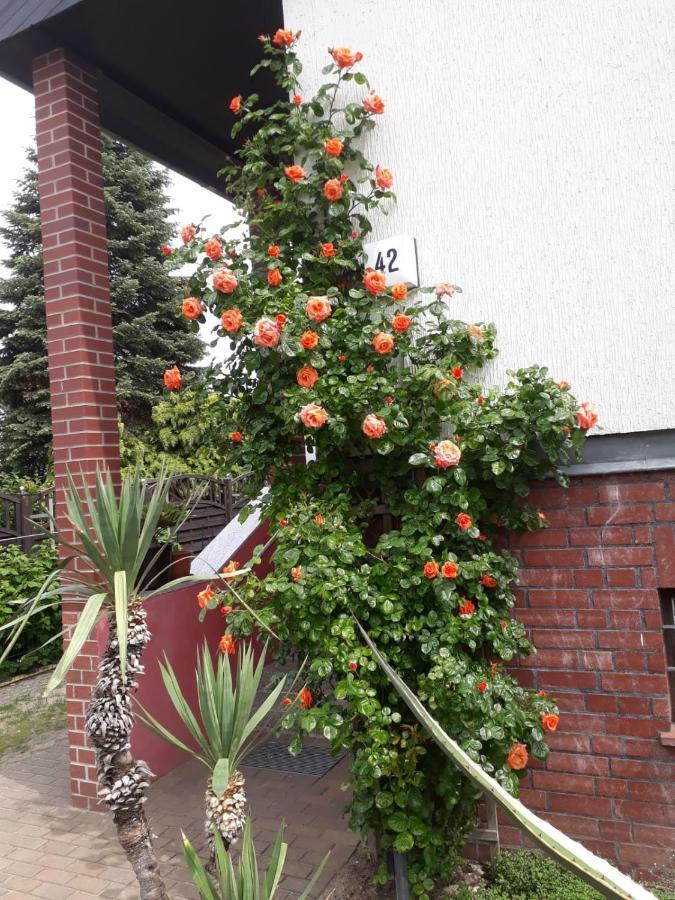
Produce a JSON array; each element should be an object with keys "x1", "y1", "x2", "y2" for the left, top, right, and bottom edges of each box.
[{"x1": 0, "y1": 139, "x2": 203, "y2": 478}]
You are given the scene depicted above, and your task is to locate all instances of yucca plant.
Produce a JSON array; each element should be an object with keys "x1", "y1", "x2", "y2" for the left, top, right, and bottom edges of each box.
[
  {"x1": 358, "y1": 623, "x2": 657, "y2": 900},
  {"x1": 0, "y1": 468, "x2": 234, "y2": 900},
  {"x1": 182, "y1": 819, "x2": 327, "y2": 899},
  {"x1": 137, "y1": 640, "x2": 295, "y2": 863}
]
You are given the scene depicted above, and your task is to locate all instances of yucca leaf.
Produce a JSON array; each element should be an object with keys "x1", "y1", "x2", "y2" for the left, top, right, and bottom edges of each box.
[
  {"x1": 46, "y1": 592, "x2": 107, "y2": 694},
  {"x1": 214, "y1": 830, "x2": 238, "y2": 898},
  {"x1": 263, "y1": 823, "x2": 288, "y2": 898},
  {"x1": 239, "y1": 817, "x2": 259, "y2": 898},
  {"x1": 135, "y1": 698, "x2": 209, "y2": 765},
  {"x1": 181, "y1": 832, "x2": 220, "y2": 900},
  {"x1": 212, "y1": 758, "x2": 230, "y2": 797},
  {"x1": 157, "y1": 655, "x2": 211, "y2": 760},
  {"x1": 114, "y1": 571, "x2": 128, "y2": 679},
  {"x1": 358, "y1": 623, "x2": 657, "y2": 900},
  {"x1": 198, "y1": 644, "x2": 223, "y2": 758},
  {"x1": 297, "y1": 851, "x2": 329, "y2": 899}
]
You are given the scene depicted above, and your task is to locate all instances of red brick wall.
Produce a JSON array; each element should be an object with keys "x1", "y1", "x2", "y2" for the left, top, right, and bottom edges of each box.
[
  {"x1": 33, "y1": 48, "x2": 121, "y2": 809},
  {"x1": 503, "y1": 470, "x2": 675, "y2": 882}
]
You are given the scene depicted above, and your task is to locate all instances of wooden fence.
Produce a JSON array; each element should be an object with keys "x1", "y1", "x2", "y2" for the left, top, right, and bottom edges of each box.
[{"x1": 0, "y1": 473, "x2": 251, "y2": 557}]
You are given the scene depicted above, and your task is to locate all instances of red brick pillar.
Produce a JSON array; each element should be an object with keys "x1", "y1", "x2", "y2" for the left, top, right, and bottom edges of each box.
[{"x1": 33, "y1": 49, "x2": 121, "y2": 808}]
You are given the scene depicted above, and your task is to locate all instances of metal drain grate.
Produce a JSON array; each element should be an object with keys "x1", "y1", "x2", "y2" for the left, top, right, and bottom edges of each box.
[{"x1": 242, "y1": 739, "x2": 344, "y2": 777}]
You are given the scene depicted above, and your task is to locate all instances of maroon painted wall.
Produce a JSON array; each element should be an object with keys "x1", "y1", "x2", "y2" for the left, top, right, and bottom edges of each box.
[{"x1": 132, "y1": 522, "x2": 274, "y2": 778}]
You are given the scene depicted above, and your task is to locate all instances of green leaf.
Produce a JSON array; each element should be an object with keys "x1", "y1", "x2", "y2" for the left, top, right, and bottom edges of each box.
[
  {"x1": 212, "y1": 758, "x2": 231, "y2": 797},
  {"x1": 394, "y1": 832, "x2": 414, "y2": 853},
  {"x1": 408, "y1": 453, "x2": 428, "y2": 466},
  {"x1": 46, "y1": 592, "x2": 106, "y2": 694},
  {"x1": 114, "y1": 571, "x2": 128, "y2": 679}
]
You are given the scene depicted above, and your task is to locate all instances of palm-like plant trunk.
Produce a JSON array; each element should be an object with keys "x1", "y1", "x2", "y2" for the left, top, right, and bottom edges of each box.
[
  {"x1": 85, "y1": 601, "x2": 167, "y2": 900},
  {"x1": 205, "y1": 770, "x2": 247, "y2": 863}
]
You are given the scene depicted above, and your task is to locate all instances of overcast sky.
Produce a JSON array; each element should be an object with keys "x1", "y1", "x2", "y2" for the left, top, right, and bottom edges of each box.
[{"x1": 0, "y1": 77, "x2": 237, "y2": 359}]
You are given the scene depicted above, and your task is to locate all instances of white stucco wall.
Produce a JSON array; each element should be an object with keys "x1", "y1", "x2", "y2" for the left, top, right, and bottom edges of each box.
[{"x1": 283, "y1": 0, "x2": 674, "y2": 435}]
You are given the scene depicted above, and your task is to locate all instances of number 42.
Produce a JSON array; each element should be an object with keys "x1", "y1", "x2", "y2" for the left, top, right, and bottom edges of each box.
[{"x1": 374, "y1": 248, "x2": 399, "y2": 273}]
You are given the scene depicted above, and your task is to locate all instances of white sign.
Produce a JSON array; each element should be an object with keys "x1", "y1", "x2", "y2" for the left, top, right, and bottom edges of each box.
[{"x1": 363, "y1": 234, "x2": 419, "y2": 288}]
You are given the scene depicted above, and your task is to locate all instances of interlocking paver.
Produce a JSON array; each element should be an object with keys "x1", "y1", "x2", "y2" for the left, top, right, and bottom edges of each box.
[{"x1": 0, "y1": 729, "x2": 358, "y2": 898}]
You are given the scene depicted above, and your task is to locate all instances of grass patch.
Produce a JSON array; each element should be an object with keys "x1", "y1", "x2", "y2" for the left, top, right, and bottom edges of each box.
[
  {"x1": 452, "y1": 851, "x2": 674, "y2": 900},
  {"x1": 0, "y1": 693, "x2": 66, "y2": 756}
]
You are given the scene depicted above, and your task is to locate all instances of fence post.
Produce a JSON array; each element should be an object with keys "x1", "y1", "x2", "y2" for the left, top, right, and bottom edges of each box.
[{"x1": 18, "y1": 488, "x2": 35, "y2": 556}]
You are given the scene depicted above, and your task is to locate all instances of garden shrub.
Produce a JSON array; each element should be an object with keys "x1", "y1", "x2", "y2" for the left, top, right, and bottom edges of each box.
[
  {"x1": 0, "y1": 539, "x2": 59, "y2": 679},
  {"x1": 165, "y1": 30, "x2": 596, "y2": 897},
  {"x1": 464, "y1": 851, "x2": 673, "y2": 900}
]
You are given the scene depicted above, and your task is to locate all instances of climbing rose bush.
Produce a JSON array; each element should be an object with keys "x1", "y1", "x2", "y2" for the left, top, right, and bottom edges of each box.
[{"x1": 165, "y1": 32, "x2": 594, "y2": 897}]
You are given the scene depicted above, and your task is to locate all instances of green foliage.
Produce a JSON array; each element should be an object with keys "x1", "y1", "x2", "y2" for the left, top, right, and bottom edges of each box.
[
  {"x1": 477, "y1": 851, "x2": 615, "y2": 900},
  {"x1": 0, "y1": 140, "x2": 203, "y2": 479},
  {"x1": 0, "y1": 540, "x2": 59, "y2": 679},
  {"x1": 363, "y1": 627, "x2": 655, "y2": 900},
  {"x1": 167, "y1": 34, "x2": 594, "y2": 896},
  {"x1": 0, "y1": 468, "x2": 187, "y2": 692},
  {"x1": 120, "y1": 389, "x2": 241, "y2": 477},
  {"x1": 182, "y1": 819, "x2": 327, "y2": 899}
]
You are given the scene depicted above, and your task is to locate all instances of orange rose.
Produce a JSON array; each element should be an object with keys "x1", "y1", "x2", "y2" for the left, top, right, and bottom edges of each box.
[
  {"x1": 363, "y1": 269, "x2": 387, "y2": 295},
  {"x1": 542, "y1": 713, "x2": 560, "y2": 732},
  {"x1": 392, "y1": 313, "x2": 412, "y2": 333},
  {"x1": 300, "y1": 402, "x2": 328, "y2": 429},
  {"x1": 423, "y1": 561, "x2": 439, "y2": 579},
  {"x1": 292, "y1": 94, "x2": 302, "y2": 105},
  {"x1": 284, "y1": 164, "x2": 305, "y2": 182},
  {"x1": 362, "y1": 413, "x2": 387, "y2": 439},
  {"x1": 433, "y1": 440, "x2": 462, "y2": 469},
  {"x1": 230, "y1": 431, "x2": 242, "y2": 442},
  {"x1": 181, "y1": 224, "x2": 196, "y2": 244},
  {"x1": 391, "y1": 282, "x2": 407, "y2": 301},
  {"x1": 507, "y1": 743, "x2": 528, "y2": 771},
  {"x1": 300, "y1": 330, "x2": 319, "y2": 350},
  {"x1": 267, "y1": 267, "x2": 283, "y2": 287},
  {"x1": 557, "y1": 380, "x2": 571, "y2": 390},
  {"x1": 456, "y1": 512, "x2": 472, "y2": 530},
  {"x1": 219, "y1": 634, "x2": 236, "y2": 655},
  {"x1": 299, "y1": 686, "x2": 313, "y2": 708},
  {"x1": 221, "y1": 308, "x2": 243, "y2": 333},
  {"x1": 253, "y1": 317, "x2": 281, "y2": 348},
  {"x1": 467, "y1": 324, "x2": 483, "y2": 341},
  {"x1": 268, "y1": 244, "x2": 281, "y2": 257},
  {"x1": 229, "y1": 95, "x2": 242, "y2": 114},
  {"x1": 272, "y1": 28, "x2": 297, "y2": 48},
  {"x1": 182, "y1": 297, "x2": 202, "y2": 320},
  {"x1": 330, "y1": 47, "x2": 361, "y2": 69},
  {"x1": 197, "y1": 586, "x2": 215, "y2": 609},
  {"x1": 306, "y1": 296, "x2": 332, "y2": 322},
  {"x1": 222, "y1": 560, "x2": 239, "y2": 574},
  {"x1": 458, "y1": 598, "x2": 475, "y2": 618},
  {"x1": 291, "y1": 566, "x2": 303, "y2": 582},
  {"x1": 363, "y1": 91, "x2": 385, "y2": 114},
  {"x1": 163, "y1": 366, "x2": 181, "y2": 391},
  {"x1": 324, "y1": 179, "x2": 343, "y2": 202},
  {"x1": 375, "y1": 165, "x2": 393, "y2": 190},
  {"x1": 204, "y1": 237, "x2": 223, "y2": 261},
  {"x1": 320, "y1": 242, "x2": 336, "y2": 258},
  {"x1": 324, "y1": 138, "x2": 344, "y2": 157},
  {"x1": 452, "y1": 367, "x2": 463, "y2": 379},
  {"x1": 441, "y1": 561, "x2": 459, "y2": 579},
  {"x1": 314, "y1": 514, "x2": 325, "y2": 525},
  {"x1": 372, "y1": 332, "x2": 395, "y2": 355},
  {"x1": 481, "y1": 574, "x2": 497, "y2": 588},
  {"x1": 213, "y1": 268, "x2": 238, "y2": 294},
  {"x1": 296, "y1": 365, "x2": 319, "y2": 388},
  {"x1": 576, "y1": 403, "x2": 599, "y2": 430}
]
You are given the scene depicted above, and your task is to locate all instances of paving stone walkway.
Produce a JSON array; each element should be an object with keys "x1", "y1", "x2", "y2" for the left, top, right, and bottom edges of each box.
[{"x1": 0, "y1": 730, "x2": 359, "y2": 899}]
